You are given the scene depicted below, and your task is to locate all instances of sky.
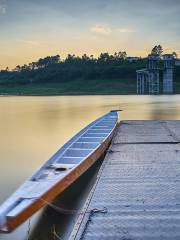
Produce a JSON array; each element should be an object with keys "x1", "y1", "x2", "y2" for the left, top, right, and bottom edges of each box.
[{"x1": 0, "y1": 0, "x2": 180, "y2": 69}]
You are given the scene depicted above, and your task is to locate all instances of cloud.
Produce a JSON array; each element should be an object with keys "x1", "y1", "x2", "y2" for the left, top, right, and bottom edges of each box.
[
  {"x1": 0, "y1": 3, "x2": 6, "y2": 14},
  {"x1": 15, "y1": 39, "x2": 40, "y2": 47},
  {"x1": 116, "y1": 28, "x2": 136, "y2": 33},
  {"x1": 90, "y1": 25, "x2": 111, "y2": 35},
  {"x1": 163, "y1": 47, "x2": 180, "y2": 55},
  {"x1": 90, "y1": 25, "x2": 136, "y2": 35}
]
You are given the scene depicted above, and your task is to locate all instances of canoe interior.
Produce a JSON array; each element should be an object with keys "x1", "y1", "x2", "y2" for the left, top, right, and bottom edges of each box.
[{"x1": 32, "y1": 114, "x2": 117, "y2": 180}]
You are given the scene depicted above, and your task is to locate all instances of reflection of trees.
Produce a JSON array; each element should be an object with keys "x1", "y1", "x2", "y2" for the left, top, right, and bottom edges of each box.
[{"x1": 150, "y1": 98, "x2": 178, "y2": 120}]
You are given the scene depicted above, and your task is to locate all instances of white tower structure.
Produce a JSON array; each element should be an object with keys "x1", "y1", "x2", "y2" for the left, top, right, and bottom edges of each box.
[
  {"x1": 136, "y1": 69, "x2": 148, "y2": 94},
  {"x1": 136, "y1": 54, "x2": 160, "y2": 95},
  {"x1": 163, "y1": 54, "x2": 174, "y2": 94},
  {"x1": 147, "y1": 54, "x2": 160, "y2": 94},
  {"x1": 136, "y1": 53, "x2": 175, "y2": 95}
]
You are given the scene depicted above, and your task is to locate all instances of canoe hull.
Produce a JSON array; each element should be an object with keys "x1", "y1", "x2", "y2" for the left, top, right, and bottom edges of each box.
[{"x1": 3, "y1": 122, "x2": 119, "y2": 233}]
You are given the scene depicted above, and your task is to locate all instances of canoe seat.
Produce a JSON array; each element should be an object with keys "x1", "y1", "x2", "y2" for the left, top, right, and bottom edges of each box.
[{"x1": 49, "y1": 163, "x2": 75, "y2": 171}]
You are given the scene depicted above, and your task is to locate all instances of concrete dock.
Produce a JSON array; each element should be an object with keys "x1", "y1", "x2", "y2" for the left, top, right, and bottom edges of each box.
[{"x1": 70, "y1": 120, "x2": 180, "y2": 239}]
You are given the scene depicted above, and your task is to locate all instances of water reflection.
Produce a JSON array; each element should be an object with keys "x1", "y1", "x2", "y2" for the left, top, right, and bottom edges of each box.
[
  {"x1": 148, "y1": 96, "x2": 179, "y2": 119},
  {"x1": 29, "y1": 160, "x2": 102, "y2": 240},
  {"x1": 0, "y1": 95, "x2": 179, "y2": 240}
]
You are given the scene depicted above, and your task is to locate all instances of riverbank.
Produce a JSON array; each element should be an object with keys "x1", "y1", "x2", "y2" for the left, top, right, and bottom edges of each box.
[
  {"x1": 0, "y1": 78, "x2": 136, "y2": 95},
  {"x1": 0, "y1": 78, "x2": 180, "y2": 95}
]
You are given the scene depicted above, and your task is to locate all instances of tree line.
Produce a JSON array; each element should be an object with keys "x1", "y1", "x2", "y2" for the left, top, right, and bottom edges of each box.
[
  {"x1": 0, "y1": 45, "x2": 178, "y2": 86},
  {"x1": 0, "y1": 51, "x2": 144, "y2": 85}
]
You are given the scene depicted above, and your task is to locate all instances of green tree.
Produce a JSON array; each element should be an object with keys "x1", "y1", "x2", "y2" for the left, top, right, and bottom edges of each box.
[
  {"x1": 151, "y1": 45, "x2": 163, "y2": 56},
  {"x1": 172, "y1": 51, "x2": 178, "y2": 59}
]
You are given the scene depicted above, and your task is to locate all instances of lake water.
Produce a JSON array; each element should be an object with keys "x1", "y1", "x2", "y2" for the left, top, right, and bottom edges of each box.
[{"x1": 0, "y1": 95, "x2": 180, "y2": 240}]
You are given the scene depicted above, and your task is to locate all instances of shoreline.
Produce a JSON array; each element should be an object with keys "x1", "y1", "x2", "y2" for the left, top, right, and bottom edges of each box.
[
  {"x1": 0, "y1": 93, "x2": 179, "y2": 97},
  {"x1": 0, "y1": 80, "x2": 179, "y2": 96}
]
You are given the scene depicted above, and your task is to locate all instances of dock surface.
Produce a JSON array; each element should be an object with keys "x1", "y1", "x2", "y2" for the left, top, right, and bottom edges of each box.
[{"x1": 71, "y1": 120, "x2": 180, "y2": 240}]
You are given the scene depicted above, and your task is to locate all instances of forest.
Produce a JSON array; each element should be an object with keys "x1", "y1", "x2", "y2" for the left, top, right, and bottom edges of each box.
[{"x1": 0, "y1": 46, "x2": 179, "y2": 95}]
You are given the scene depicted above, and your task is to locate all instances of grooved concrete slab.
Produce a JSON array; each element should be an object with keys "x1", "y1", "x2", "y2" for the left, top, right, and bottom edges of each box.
[{"x1": 71, "y1": 121, "x2": 180, "y2": 240}]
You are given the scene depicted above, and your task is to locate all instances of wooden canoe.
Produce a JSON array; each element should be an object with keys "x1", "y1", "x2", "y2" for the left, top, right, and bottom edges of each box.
[{"x1": 0, "y1": 111, "x2": 119, "y2": 233}]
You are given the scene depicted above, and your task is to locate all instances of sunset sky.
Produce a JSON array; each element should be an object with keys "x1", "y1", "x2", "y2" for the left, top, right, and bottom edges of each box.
[{"x1": 0, "y1": 0, "x2": 180, "y2": 69}]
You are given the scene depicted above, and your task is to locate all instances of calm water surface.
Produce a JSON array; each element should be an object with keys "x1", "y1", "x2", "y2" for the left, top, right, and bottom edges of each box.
[{"x1": 0, "y1": 95, "x2": 180, "y2": 240}]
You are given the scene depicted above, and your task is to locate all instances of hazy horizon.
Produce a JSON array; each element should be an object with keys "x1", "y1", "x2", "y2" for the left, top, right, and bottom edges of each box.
[{"x1": 0, "y1": 0, "x2": 180, "y2": 69}]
